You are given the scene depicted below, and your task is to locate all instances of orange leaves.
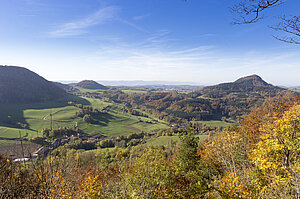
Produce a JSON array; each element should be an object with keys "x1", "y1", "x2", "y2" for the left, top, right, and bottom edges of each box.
[{"x1": 240, "y1": 93, "x2": 299, "y2": 144}]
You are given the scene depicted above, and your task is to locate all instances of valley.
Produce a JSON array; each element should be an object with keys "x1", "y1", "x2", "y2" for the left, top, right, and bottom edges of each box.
[
  {"x1": 0, "y1": 66, "x2": 299, "y2": 198},
  {"x1": 0, "y1": 66, "x2": 296, "y2": 151}
]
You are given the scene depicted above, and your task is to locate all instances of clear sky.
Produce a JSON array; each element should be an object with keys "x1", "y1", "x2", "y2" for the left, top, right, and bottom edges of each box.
[{"x1": 0, "y1": 0, "x2": 299, "y2": 86}]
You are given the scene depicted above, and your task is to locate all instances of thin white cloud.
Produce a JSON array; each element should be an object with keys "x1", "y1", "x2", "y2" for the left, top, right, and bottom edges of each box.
[
  {"x1": 144, "y1": 30, "x2": 171, "y2": 43},
  {"x1": 169, "y1": 46, "x2": 215, "y2": 55},
  {"x1": 117, "y1": 18, "x2": 147, "y2": 32},
  {"x1": 49, "y1": 6, "x2": 119, "y2": 37},
  {"x1": 18, "y1": 14, "x2": 37, "y2": 17},
  {"x1": 132, "y1": 14, "x2": 151, "y2": 21},
  {"x1": 88, "y1": 42, "x2": 217, "y2": 73}
]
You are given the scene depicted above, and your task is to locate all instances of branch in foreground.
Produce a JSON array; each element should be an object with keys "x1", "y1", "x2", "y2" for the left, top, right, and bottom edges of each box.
[
  {"x1": 232, "y1": 0, "x2": 283, "y2": 24},
  {"x1": 272, "y1": 16, "x2": 300, "y2": 44}
]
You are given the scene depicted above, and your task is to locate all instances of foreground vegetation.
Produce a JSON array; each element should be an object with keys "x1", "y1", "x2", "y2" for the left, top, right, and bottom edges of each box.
[{"x1": 0, "y1": 94, "x2": 298, "y2": 198}]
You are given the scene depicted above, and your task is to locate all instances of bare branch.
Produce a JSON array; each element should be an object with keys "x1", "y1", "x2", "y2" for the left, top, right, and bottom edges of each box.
[
  {"x1": 232, "y1": 0, "x2": 283, "y2": 24},
  {"x1": 272, "y1": 16, "x2": 300, "y2": 44}
]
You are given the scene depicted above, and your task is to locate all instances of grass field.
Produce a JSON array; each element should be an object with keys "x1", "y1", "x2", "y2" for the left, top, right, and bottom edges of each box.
[
  {"x1": 74, "y1": 87, "x2": 107, "y2": 93},
  {"x1": 121, "y1": 89, "x2": 148, "y2": 94},
  {"x1": 0, "y1": 96, "x2": 169, "y2": 143},
  {"x1": 196, "y1": 95, "x2": 213, "y2": 100},
  {"x1": 0, "y1": 126, "x2": 37, "y2": 139},
  {"x1": 135, "y1": 109, "x2": 167, "y2": 124}
]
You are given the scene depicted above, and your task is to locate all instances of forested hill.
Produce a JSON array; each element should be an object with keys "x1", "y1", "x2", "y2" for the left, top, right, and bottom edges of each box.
[
  {"x1": 170, "y1": 74, "x2": 288, "y2": 119},
  {"x1": 198, "y1": 74, "x2": 285, "y2": 98},
  {"x1": 0, "y1": 65, "x2": 66, "y2": 103},
  {"x1": 164, "y1": 75, "x2": 290, "y2": 121},
  {"x1": 74, "y1": 80, "x2": 108, "y2": 90}
]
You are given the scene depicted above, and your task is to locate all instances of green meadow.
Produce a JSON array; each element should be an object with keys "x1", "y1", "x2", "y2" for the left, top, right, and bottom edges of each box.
[
  {"x1": 121, "y1": 89, "x2": 148, "y2": 94},
  {"x1": 0, "y1": 96, "x2": 169, "y2": 143},
  {"x1": 73, "y1": 86, "x2": 106, "y2": 93}
]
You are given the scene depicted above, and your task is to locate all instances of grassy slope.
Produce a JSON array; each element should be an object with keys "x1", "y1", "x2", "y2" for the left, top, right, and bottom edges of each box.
[
  {"x1": 0, "y1": 97, "x2": 169, "y2": 142},
  {"x1": 80, "y1": 97, "x2": 168, "y2": 136},
  {"x1": 121, "y1": 89, "x2": 148, "y2": 94},
  {"x1": 0, "y1": 126, "x2": 37, "y2": 139},
  {"x1": 73, "y1": 87, "x2": 106, "y2": 93}
]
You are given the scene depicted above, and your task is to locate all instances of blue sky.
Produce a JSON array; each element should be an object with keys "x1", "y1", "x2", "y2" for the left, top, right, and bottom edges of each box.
[{"x1": 0, "y1": 0, "x2": 299, "y2": 85}]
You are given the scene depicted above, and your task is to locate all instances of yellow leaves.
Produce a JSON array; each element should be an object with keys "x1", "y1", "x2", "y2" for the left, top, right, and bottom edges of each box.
[
  {"x1": 215, "y1": 172, "x2": 250, "y2": 198},
  {"x1": 251, "y1": 104, "x2": 300, "y2": 170},
  {"x1": 205, "y1": 100, "x2": 299, "y2": 198},
  {"x1": 248, "y1": 104, "x2": 300, "y2": 197},
  {"x1": 48, "y1": 170, "x2": 73, "y2": 199},
  {"x1": 77, "y1": 171, "x2": 103, "y2": 198},
  {"x1": 200, "y1": 129, "x2": 243, "y2": 171}
]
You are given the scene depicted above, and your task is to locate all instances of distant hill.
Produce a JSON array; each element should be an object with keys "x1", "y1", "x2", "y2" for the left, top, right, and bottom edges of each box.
[
  {"x1": 199, "y1": 74, "x2": 284, "y2": 98},
  {"x1": 234, "y1": 75, "x2": 269, "y2": 86},
  {"x1": 0, "y1": 66, "x2": 66, "y2": 103},
  {"x1": 74, "y1": 80, "x2": 108, "y2": 90},
  {"x1": 168, "y1": 75, "x2": 289, "y2": 120}
]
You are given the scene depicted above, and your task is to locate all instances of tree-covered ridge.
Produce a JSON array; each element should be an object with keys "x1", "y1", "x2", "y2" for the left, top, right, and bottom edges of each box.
[
  {"x1": 181, "y1": 74, "x2": 288, "y2": 118},
  {"x1": 198, "y1": 74, "x2": 284, "y2": 97},
  {"x1": 74, "y1": 80, "x2": 108, "y2": 90},
  {"x1": 0, "y1": 65, "x2": 66, "y2": 103}
]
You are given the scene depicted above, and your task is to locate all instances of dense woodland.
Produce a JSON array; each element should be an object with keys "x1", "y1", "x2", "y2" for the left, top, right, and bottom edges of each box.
[{"x1": 0, "y1": 94, "x2": 299, "y2": 198}]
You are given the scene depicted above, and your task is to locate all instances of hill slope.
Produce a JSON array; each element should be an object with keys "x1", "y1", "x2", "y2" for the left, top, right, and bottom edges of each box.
[
  {"x1": 199, "y1": 74, "x2": 284, "y2": 98},
  {"x1": 75, "y1": 80, "x2": 108, "y2": 90},
  {"x1": 166, "y1": 75, "x2": 288, "y2": 120},
  {"x1": 0, "y1": 66, "x2": 66, "y2": 103}
]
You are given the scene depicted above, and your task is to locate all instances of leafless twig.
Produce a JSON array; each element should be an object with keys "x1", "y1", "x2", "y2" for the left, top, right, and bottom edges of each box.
[
  {"x1": 272, "y1": 15, "x2": 300, "y2": 44},
  {"x1": 232, "y1": 0, "x2": 283, "y2": 24}
]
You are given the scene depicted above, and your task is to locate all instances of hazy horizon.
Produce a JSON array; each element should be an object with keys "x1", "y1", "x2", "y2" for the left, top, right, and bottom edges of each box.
[{"x1": 57, "y1": 77, "x2": 299, "y2": 87}]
